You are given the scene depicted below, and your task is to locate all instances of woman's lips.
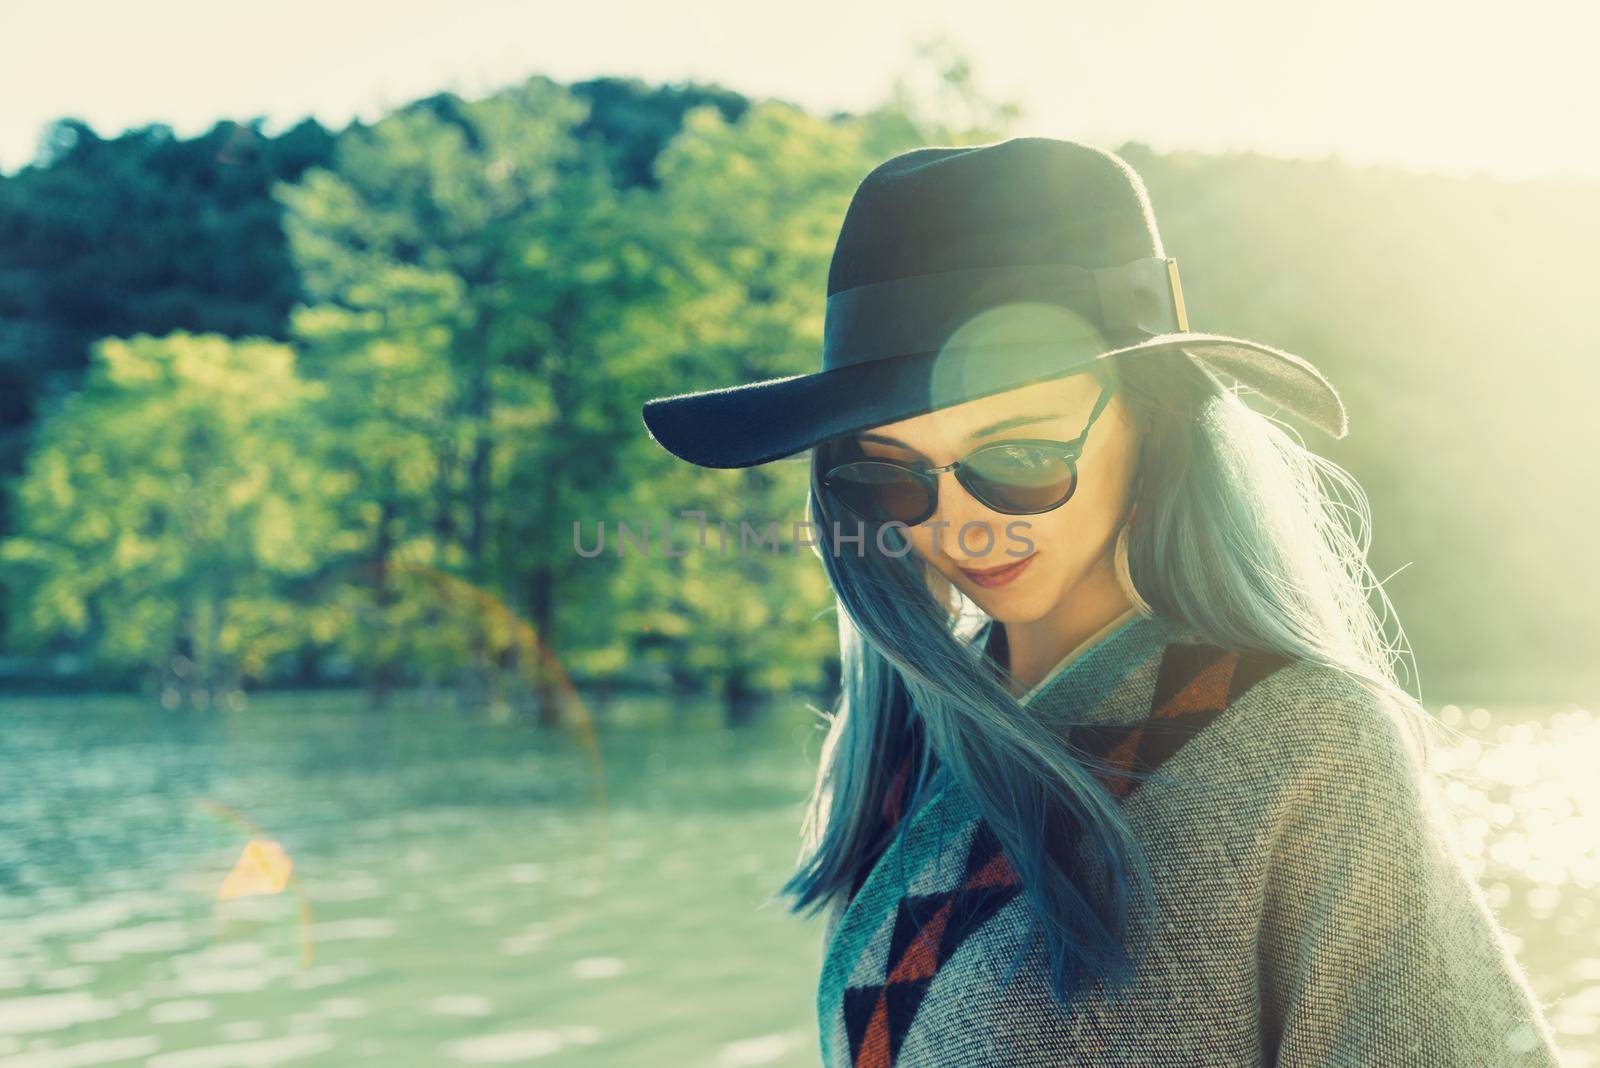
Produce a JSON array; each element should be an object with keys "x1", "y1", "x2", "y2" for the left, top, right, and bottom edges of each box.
[{"x1": 958, "y1": 551, "x2": 1036, "y2": 589}]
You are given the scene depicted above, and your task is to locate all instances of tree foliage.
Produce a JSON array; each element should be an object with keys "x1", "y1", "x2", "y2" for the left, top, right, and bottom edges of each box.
[
  {"x1": 1, "y1": 333, "x2": 335, "y2": 707},
  {"x1": 2, "y1": 53, "x2": 1597, "y2": 712}
]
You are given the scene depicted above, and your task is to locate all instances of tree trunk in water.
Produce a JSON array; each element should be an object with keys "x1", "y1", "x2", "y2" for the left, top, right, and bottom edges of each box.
[
  {"x1": 529, "y1": 564, "x2": 561, "y2": 729},
  {"x1": 369, "y1": 492, "x2": 400, "y2": 711},
  {"x1": 460, "y1": 340, "x2": 493, "y2": 711},
  {"x1": 724, "y1": 666, "x2": 759, "y2": 728}
]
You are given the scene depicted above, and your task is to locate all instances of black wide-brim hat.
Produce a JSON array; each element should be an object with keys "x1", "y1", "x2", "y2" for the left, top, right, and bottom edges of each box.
[{"x1": 642, "y1": 137, "x2": 1347, "y2": 469}]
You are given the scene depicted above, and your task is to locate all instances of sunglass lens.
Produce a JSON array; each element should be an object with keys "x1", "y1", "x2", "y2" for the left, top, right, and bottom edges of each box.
[
  {"x1": 825, "y1": 462, "x2": 932, "y2": 523},
  {"x1": 961, "y1": 444, "x2": 1077, "y2": 513}
]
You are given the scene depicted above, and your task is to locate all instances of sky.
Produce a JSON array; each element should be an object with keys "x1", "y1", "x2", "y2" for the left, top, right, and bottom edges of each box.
[{"x1": 3, "y1": 0, "x2": 1596, "y2": 181}]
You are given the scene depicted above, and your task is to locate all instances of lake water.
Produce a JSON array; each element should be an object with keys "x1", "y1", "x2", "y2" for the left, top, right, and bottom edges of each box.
[{"x1": 1, "y1": 690, "x2": 1596, "y2": 1066}]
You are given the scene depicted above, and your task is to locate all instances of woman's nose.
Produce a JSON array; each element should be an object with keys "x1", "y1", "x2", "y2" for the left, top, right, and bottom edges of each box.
[{"x1": 930, "y1": 470, "x2": 1003, "y2": 561}]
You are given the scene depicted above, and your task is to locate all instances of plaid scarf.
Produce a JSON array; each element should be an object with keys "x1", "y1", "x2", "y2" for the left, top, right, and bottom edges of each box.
[{"x1": 815, "y1": 614, "x2": 1563, "y2": 1067}]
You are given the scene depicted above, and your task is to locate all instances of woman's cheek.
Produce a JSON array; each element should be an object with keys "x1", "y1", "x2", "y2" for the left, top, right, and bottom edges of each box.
[{"x1": 909, "y1": 526, "x2": 949, "y2": 566}]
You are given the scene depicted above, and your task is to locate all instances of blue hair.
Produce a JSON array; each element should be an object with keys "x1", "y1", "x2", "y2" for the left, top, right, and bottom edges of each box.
[{"x1": 774, "y1": 347, "x2": 1420, "y2": 1009}]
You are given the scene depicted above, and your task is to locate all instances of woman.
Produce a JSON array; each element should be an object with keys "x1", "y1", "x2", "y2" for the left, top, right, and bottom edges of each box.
[{"x1": 640, "y1": 138, "x2": 1562, "y2": 1066}]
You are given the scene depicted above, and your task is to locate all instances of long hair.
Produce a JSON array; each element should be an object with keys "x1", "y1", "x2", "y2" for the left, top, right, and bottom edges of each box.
[{"x1": 775, "y1": 347, "x2": 1422, "y2": 1008}]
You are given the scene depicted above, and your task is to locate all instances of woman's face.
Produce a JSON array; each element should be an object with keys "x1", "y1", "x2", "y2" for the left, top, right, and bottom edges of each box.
[{"x1": 846, "y1": 372, "x2": 1141, "y2": 625}]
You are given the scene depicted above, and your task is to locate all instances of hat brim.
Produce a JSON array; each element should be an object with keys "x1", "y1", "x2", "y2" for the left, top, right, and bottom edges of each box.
[{"x1": 640, "y1": 332, "x2": 1348, "y2": 469}]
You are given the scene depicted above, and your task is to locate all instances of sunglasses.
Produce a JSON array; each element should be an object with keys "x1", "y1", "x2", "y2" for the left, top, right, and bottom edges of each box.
[{"x1": 821, "y1": 380, "x2": 1116, "y2": 527}]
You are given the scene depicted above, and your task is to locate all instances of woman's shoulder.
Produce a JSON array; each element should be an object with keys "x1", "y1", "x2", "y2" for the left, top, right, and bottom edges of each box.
[
  {"x1": 1053, "y1": 628, "x2": 1429, "y2": 811},
  {"x1": 1182, "y1": 643, "x2": 1431, "y2": 798},
  {"x1": 1145, "y1": 620, "x2": 1420, "y2": 748},
  {"x1": 1148, "y1": 625, "x2": 1392, "y2": 717}
]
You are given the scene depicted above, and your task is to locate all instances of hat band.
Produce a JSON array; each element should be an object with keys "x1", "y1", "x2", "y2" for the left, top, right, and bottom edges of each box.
[{"x1": 822, "y1": 256, "x2": 1187, "y2": 371}]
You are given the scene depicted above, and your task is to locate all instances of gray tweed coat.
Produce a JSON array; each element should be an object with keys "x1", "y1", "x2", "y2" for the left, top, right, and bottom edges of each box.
[{"x1": 815, "y1": 613, "x2": 1564, "y2": 1067}]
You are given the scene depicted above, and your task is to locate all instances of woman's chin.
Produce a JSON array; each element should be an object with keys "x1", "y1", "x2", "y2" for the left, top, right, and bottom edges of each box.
[{"x1": 964, "y1": 580, "x2": 1058, "y2": 624}]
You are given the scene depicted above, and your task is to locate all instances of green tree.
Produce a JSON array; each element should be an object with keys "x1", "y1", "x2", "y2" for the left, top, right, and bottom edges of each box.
[
  {"x1": 276, "y1": 76, "x2": 596, "y2": 710},
  {"x1": 486, "y1": 143, "x2": 674, "y2": 725},
  {"x1": 604, "y1": 47, "x2": 1024, "y2": 721},
  {"x1": 285, "y1": 268, "x2": 467, "y2": 707},
  {"x1": 604, "y1": 101, "x2": 883, "y2": 722},
  {"x1": 0, "y1": 332, "x2": 335, "y2": 707},
  {"x1": 0, "y1": 117, "x2": 337, "y2": 519}
]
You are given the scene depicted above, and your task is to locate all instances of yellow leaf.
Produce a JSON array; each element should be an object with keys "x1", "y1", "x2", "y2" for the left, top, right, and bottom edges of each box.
[{"x1": 218, "y1": 838, "x2": 293, "y2": 901}]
